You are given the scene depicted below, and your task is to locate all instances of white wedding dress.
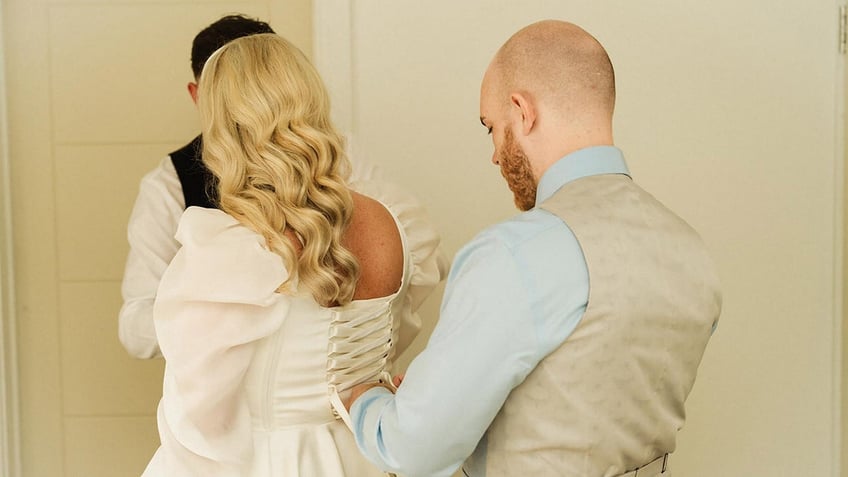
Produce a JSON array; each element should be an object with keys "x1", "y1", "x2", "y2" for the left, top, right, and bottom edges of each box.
[{"x1": 142, "y1": 181, "x2": 444, "y2": 477}]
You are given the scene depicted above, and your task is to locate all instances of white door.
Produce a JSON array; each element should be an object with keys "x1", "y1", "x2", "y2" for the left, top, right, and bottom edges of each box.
[
  {"x1": 315, "y1": 1, "x2": 845, "y2": 476},
  {"x1": 3, "y1": 1, "x2": 311, "y2": 476},
  {"x1": 0, "y1": 3, "x2": 19, "y2": 474}
]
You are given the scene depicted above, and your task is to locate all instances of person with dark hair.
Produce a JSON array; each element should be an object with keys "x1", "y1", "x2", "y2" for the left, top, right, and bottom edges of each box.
[
  {"x1": 119, "y1": 14, "x2": 446, "y2": 362},
  {"x1": 345, "y1": 20, "x2": 721, "y2": 477},
  {"x1": 189, "y1": 14, "x2": 274, "y2": 80}
]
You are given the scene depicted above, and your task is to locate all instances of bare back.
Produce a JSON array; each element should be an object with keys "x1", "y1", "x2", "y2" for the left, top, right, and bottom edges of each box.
[{"x1": 343, "y1": 191, "x2": 404, "y2": 301}]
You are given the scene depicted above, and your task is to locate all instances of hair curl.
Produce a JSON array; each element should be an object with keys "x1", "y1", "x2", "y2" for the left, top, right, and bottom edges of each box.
[{"x1": 197, "y1": 33, "x2": 359, "y2": 307}]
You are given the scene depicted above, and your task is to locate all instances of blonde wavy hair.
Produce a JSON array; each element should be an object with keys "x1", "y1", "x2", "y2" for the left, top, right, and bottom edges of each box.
[{"x1": 197, "y1": 33, "x2": 359, "y2": 307}]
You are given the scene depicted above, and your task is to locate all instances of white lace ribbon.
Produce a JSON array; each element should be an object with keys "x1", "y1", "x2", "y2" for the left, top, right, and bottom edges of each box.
[
  {"x1": 326, "y1": 302, "x2": 396, "y2": 430},
  {"x1": 326, "y1": 303, "x2": 397, "y2": 476}
]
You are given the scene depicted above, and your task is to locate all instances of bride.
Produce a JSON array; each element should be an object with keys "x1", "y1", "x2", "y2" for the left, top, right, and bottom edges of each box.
[{"x1": 142, "y1": 33, "x2": 444, "y2": 477}]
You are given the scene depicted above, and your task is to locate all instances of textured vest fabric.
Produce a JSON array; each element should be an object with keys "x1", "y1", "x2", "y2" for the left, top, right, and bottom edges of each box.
[
  {"x1": 481, "y1": 174, "x2": 721, "y2": 477},
  {"x1": 169, "y1": 135, "x2": 218, "y2": 209}
]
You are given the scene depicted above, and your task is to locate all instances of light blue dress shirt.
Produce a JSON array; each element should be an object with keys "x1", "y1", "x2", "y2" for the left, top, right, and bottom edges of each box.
[{"x1": 351, "y1": 146, "x2": 630, "y2": 477}]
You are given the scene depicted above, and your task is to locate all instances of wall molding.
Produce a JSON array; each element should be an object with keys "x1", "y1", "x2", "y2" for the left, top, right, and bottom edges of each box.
[
  {"x1": 312, "y1": 0, "x2": 354, "y2": 143},
  {"x1": 836, "y1": 5, "x2": 847, "y2": 477},
  {"x1": 835, "y1": 5, "x2": 847, "y2": 477},
  {"x1": 0, "y1": 0, "x2": 21, "y2": 474}
]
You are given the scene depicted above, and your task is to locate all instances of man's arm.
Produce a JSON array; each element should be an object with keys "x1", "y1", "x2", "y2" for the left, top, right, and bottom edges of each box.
[
  {"x1": 349, "y1": 218, "x2": 589, "y2": 476},
  {"x1": 119, "y1": 157, "x2": 184, "y2": 359},
  {"x1": 348, "y1": 233, "x2": 536, "y2": 476}
]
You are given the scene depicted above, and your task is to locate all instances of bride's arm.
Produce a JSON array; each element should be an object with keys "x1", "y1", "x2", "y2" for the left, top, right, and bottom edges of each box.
[{"x1": 142, "y1": 207, "x2": 290, "y2": 477}]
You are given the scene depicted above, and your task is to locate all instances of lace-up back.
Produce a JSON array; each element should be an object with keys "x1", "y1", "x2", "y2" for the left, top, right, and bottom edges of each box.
[{"x1": 328, "y1": 297, "x2": 398, "y2": 428}]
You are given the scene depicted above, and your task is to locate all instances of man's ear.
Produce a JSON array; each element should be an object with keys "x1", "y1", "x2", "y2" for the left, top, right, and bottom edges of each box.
[
  {"x1": 510, "y1": 92, "x2": 537, "y2": 136},
  {"x1": 187, "y1": 82, "x2": 199, "y2": 104}
]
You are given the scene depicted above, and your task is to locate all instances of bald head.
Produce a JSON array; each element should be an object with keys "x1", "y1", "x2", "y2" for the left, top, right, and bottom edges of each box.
[
  {"x1": 480, "y1": 20, "x2": 616, "y2": 186},
  {"x1": 488, "y1": 20, "x2": 615, "y2": 123}
]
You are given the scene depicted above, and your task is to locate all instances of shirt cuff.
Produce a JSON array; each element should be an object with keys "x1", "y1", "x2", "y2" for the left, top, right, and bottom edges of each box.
[{"x1": 351, "y1": 386, "x2": 398, "y2": 471}]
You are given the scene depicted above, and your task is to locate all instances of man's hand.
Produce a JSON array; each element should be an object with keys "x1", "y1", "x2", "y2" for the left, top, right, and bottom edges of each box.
[{"x1": 344, "y1": 381, "x2": 395, "y2": 411}]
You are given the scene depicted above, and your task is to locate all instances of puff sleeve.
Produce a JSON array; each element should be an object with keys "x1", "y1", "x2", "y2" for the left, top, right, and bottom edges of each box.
[{"x1": 142, "y1": 207, "x2": 290, "y2": 477}]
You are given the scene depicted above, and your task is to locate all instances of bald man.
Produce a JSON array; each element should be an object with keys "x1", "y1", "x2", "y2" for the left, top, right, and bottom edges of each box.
[{"x1": 345, "y1": 20, "x2": 721, "y2": 477}]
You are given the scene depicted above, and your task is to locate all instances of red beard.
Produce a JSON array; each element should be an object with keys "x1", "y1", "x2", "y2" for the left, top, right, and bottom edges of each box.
[{"x1": 498, "y1": 129, "x2": 537, "y2": 211}]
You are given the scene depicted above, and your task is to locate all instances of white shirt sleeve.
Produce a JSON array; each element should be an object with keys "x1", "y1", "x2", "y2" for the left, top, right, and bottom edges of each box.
[{"x1": 119, "y1": 157, "x2": 184, "y2": 359}]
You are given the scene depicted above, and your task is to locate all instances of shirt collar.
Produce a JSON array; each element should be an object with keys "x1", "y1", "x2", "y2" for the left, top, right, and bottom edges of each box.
[{"x1": 535, "y1": 145, "x2": 630, "y2": 206}]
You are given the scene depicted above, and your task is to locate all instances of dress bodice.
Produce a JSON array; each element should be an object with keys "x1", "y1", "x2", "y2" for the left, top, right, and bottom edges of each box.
[
  {"x1": 143, "y1": 184, "x2": 438, "y2": 476},
  {"x1": 244, "y1": 290, "x2": 401, "y2": 432}
]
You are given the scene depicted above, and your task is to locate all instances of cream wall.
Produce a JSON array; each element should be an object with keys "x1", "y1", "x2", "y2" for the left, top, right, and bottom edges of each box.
[
  {"x1": 316, "y1": 1, "x2": 845, "y2": 476},
  {"x1": 4, "y1": 1, "x2": 846, "y2": 477},
  {"x1": 3, "y1": 1, "x2": 311, "y2": 476},
  {"x1": 0, "y1": 1, "x2": 21, "y2": 475}
]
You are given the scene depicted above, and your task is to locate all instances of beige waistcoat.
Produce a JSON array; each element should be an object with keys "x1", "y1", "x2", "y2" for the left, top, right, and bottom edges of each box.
[{"x1": 478, "y1": 174, "x2": 721, "y2": 477}]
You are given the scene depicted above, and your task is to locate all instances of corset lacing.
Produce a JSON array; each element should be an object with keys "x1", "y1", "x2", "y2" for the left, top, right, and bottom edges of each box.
[{"x1": 326, "y1": 302, "x2": 396, "y2": 430}]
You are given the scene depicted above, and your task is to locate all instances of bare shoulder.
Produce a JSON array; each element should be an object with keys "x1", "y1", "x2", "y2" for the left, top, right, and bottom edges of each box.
[
  {"x1": 349, "y1": 192, "x2": 399, "y2": 236},
  {"x1": 346, "y1": 191, "x2": 404, "y2": 300}
]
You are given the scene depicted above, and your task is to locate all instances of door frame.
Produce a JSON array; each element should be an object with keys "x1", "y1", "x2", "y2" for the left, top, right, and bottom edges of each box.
[{"x1": 0, "y1": 0, "x2": 21, "y2": 475}]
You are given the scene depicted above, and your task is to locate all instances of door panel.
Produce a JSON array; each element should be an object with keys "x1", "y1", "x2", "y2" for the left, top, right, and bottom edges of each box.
[{"x1": 4, "y1": 2, "x2": 311, "y2": 476}]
